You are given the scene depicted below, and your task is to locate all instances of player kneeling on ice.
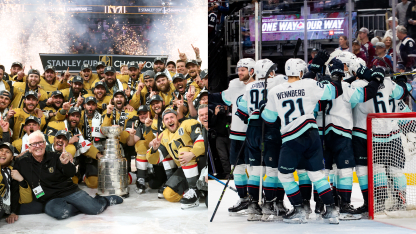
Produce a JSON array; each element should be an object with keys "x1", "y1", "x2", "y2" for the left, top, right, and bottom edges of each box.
[
  {"x1": 261, "y1": 51, "x2": 344, "y2": 224},
  {"x1": 146, "y1": 109, "x2": 206, "y2": 209},
  {"x1": 12, "y1": 130, "x2": 123, "y2": 220},
  {"x1": 236, "y1": 59, "x2": 289, "y2": 222}
]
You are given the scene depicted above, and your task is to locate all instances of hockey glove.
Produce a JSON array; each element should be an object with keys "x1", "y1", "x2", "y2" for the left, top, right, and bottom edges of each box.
[
  {"x1": 328, "y1": 58, "x2": 345, "y2": 77},
  {"x1": 235, "y1": 109, "x2": 249, "y2": 124},
  {"x1": 259, "y1": 99, "x2": 267, "y2": 114},
  {"x1": 371, "y1": 67, "x2": 385, "y2": 84},
  {"x1": 310, "y1": 50, "x2": 330, "y2": 73},
  {"x1": 356, "y1": 65, "x2": 372, "y2": 82},
  {"x1": 395, "y1": 75, "x2": 407, "y2": 83},
  {"x1": 303, "y1": 71, "x2": 316, "y2": 79}
]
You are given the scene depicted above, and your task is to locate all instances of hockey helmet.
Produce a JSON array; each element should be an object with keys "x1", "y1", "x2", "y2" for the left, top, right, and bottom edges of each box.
[
  {"x1": 236, "y1": 58, "x2": 256, "y2": 77},
  {"x1": 349, "y1": 57, "x2": 367, "y2": 76},
  {"x1": 255, "y1": 59, "x2": 277, "y2": 80},
  {"x1": 285, "y1": 58, "x2": 308, "y2": 79}
]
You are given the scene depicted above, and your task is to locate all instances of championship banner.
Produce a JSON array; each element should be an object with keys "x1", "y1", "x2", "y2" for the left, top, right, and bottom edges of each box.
[
  {"x1": 249, "y1": 12, "x2": 357, "y2": 41},
  {"x1": 39, "y1": 54, "x2": 168, "y2": 73}
]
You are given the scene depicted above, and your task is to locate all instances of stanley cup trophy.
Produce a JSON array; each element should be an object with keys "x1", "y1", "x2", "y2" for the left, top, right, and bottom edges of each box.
[{"x1": 97, "y1": 126, "x2": 129, "y2": 197}]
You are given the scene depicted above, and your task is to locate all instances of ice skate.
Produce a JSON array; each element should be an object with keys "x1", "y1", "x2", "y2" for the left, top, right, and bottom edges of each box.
[
  {"x1": 315, "y1": 198, "x2": 325, "y2": 215},
  {"x1": 246, "y1": 200, "x2": 262, "y2": 221},
  {"x1": 355, "y1": 201, "x2": 368, "y2": 218},
  {"x1": 158, "y1": 184, "x2": 167, "y2": 199},
  {"x1": 275, "y1": 200, "x2": 288, "y2": 217},
  {"x1": 302, "y1": 199, "x2": 312, "y2": 219},
  {"x1": 282, "y1": 204, "x2": 307, "y2": 224},
  {"x1": 339, "y1": 201, "x2": 361, "y2": 220},
  {"x1": 228, "y1": 196, "x2": 249, "y2": 216},
  {"x1": 180, "y1": 188, "x2": 199, "y2": 209},
  {"x1": 134, "y1": 178, "x2": 147, "y2": 194},
  {"x1": 261, "y1": 198, "x2": 281, "y2": 222},
  {"x1": 322, "y1": 204, "x2": 340, "y2": 224}
]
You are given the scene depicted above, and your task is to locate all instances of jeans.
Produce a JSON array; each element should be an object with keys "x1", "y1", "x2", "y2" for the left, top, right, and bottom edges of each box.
[{"x1": 44, "y1": 190, "x2": 108, "y2": 220}]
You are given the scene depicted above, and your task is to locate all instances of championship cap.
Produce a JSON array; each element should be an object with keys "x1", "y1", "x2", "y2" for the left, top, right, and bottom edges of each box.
[
  {"x1": 24, "y1": 90, "x2": 38, "y2": 99},
  {"x1": 11, "y1": 62, "x2": 23, "y2": 68},
  {"x1": 81, "y1": 64, "x2": 92, "y2": 71},
  {"x1": 25, "y1": 116, "x2": 41, "y2": 126},
  {"x1": 186, "y1": 59, "x2": 198, "y2": 67},
  {"x1": 55, "y1": 130, "x2": 71, "y2": 141},
  {"x1": 359, "y1": 27, "x2": 369, "y2": 34},
  {"x1": 149, "y1": 94, "x2": 164, "y2": 104},
  {"x1": 161, "y1": 108, "x2": 177, "y2": 119},
  {"x1": 104, "y1": 66, "x2": 116, "y2": 74},
  {"x1": 72, "y1": 76, "x2": 83, "y2": 84},
  {"x1": 200, "y1": 69, "x2": 208, "y2": 79},
  {"x1": 113, "y1": 89, "x2": 127, "y2": 100},
  {"x1": 27, "y1": 69, "x2": 41, "y2": 77},
  {"x1": 68, "y1": 106, "x2": 81, "y2": 115},
  {"x1": 137, "y1": 105, "x2": 149, "y2": 113},
  {"x1": 167, "y1": 61, "x2": 176, "y2": 67},
  {"x1": 155, "y1": 72, "x2": 167, "y2": 80},
  {"x1": 93, "y1": 81, "x2": 106, "y2": 89},
  {"x1": 128, "y1": 61, "x2": 139, "y2": 69},
  {"x1": 84, "y1": 96, "x2": 97, "y2": 104},
  {"x1": 172, "y1": 73, "x2": 186, "y2": 81},
  {"x1": 0, "y1": 90, "x2": 12, "y2": 99},
  {"x1": 154, "y1": 57, "x2": 165, "y2": 64},
  {"x1": 96, "y1": 61, "x2": 106, "y2": 69},
  {"x1": 51, "y1": 90, "x2": 64, "y2": 98},
  {"x1": 44, "y1": 65, "x2": 56, "y2": 72},
  {"x1": 199, "y1": 89, "x2": 208, "y2": 96},
  {"x1": 0, "y1": 142, "x2": 16, "y2": 155},
  {"x1": 143, "y1": 70, "x2": 155, "y2": 79}
]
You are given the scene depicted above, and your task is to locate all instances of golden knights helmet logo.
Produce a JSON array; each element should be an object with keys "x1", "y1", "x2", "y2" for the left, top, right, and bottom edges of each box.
[{"x1": 99, "y1": 56, "x2": 112, "y2": 66}]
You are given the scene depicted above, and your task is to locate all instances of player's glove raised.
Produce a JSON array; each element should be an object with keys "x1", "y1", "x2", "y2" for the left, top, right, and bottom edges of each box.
[
  {"x1": 371, "y1": 67, "x2": 385, "y2": 84},
  {"x1": 395, "y1": 75, "x2": 407, "y2": 83},
  {"x1": 310, "y1": 50, "x2": 330, "y2": 73},
  {"x1": 328, "y1": 58, "x2": 345, "y2": 77},
  {"x1": 356, "y1": 65, "x2": 372, "y2": 82}
]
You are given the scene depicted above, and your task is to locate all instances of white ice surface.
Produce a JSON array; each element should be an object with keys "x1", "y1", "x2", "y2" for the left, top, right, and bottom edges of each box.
[
  {"x1": 0, "y1": 177, "x2": 208, "y2": 234},
  {"x1": 208, "y1": 181, "x2": 416, "y2": 234}
]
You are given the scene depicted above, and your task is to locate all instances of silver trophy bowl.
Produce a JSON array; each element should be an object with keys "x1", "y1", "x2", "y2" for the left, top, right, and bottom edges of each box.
[
  {"x1": 97, "y1": 125, "x2": 129, "y2": 197},
  {"x1": 101, "y1": 126, "x2": 124, "y2": 139}
]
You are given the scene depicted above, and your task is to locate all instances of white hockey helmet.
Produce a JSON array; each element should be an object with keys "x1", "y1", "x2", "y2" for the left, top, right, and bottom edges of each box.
[
  {"x1": 349, "y1": 57, "x2": 367, "y2": 75},
  {"x1": 255, "y1": 59, "x2": 277, "y2": 80},
  {"x1": 285, "y1": 58, "x2": 308, "y2": 79},
  {"x1": 236, "y1": 58, "x2": 256, "y2": 77},
  {"x1": 336, "y1": 51, "x2": 357, "y2": 68}
]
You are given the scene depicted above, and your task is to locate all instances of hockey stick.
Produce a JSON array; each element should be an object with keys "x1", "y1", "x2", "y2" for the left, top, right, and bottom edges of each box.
[
  {"x1": 208, "y1": 174, "x2": 238, "y2": 193},
  {"x1": 294, "y1": 38, "x2": 302, "y2": 58},
  {"x1": 210, "y1": 139, "x2": 246, "y2": 222},
  {"x1": 207, "y1": 139, "x2": 217, "y2": 176}
]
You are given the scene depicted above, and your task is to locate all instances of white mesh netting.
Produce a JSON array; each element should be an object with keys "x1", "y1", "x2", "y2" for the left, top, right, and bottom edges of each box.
[{"x1": 370, "y1": 117, "x2": 416, "y2": 218}]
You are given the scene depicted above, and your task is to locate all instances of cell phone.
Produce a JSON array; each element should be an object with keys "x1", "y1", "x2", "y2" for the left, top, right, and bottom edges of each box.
[{"x1": 189, "y1": 85, "x2": 195, "y2": 94}]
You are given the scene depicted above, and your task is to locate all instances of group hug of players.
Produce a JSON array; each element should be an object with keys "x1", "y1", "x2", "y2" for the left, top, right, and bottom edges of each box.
[
  {"x1": 0, "y1": 53, "x2": 208, "y2": 210},
  {"x1": 210, "y1": 49, "x2": 412, "y2": 224}
]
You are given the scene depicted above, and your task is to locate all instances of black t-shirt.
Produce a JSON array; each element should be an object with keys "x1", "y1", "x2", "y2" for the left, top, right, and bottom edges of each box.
[{"x1": 13, "y1": 152, "x2": 79, "y2": 203}]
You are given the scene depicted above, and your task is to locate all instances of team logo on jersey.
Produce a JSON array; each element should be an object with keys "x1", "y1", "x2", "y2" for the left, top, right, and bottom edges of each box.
[
  {"x1": 345, "y1": 160, "x2": 349, "y2": 165},
  {"x1": 178, "y1": 127, "x2": 184, "y2": 136},
  {"x1": 48, "y1": 167, "x2": 54, "y2": 173}
]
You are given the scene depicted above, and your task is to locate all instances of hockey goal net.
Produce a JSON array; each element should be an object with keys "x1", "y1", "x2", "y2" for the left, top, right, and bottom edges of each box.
[{"x1": 367, "y1": 113, "x2": 416, "y2": 219}]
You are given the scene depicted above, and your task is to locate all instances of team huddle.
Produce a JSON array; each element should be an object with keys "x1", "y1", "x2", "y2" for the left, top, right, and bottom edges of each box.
[
  {"x1": 0, "y1": 50, "x2": 209, "y2": 222},
  {"x1": 210, "y1": 49, "x2": 411, "y2": 224}
]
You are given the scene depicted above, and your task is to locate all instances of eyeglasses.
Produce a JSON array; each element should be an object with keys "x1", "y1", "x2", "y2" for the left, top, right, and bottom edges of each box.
[{"x1": 29, "y1": 141, "x2": 45, "y2": 147}]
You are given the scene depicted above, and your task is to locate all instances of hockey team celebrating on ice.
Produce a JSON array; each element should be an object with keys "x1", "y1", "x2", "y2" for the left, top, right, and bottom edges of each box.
[
  {"x1": 0, "y1": 46, "x2": 208, "y2": 223},
  {"x1": 209, "y1": 43, "x2": 412, "y2": 224}
]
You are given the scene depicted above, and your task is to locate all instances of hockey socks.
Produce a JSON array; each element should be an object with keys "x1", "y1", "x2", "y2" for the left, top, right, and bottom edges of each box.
[
  {"x1": 297, "y1": 169, "x2": 312, "y2": 201},
  {"x1": 308, "y1": 171, "x2": 335, "y2": 205},
  {"x1": 279, "y1": 172, "x2": 302, "y2": 205},
  {"x1": 233, "y1": 164, "x2": 249, "y2": 198},
  {"x1": 135, "y1": 155, "x2": 148, "y2": 179},
  {"x1": 337, "y1": 168, "x2": 353, "y2": 203},
  {"x1": 183, "y1": 163, "x2": 199, "y2": 188},
  {"x1": 248, "y1": 166, "x2": 262, "y2": 201},
  {"x1": 263, "y1": 167, "x2": 279, "y2": 201},
  {"x1": 356, "y1": 165, "x2": 369, "y2": 202}
]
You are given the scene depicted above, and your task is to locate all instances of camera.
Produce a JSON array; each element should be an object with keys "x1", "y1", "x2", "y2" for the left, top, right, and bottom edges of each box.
[{"x1": 218, "y1": 105, "x2": 226, "y2": 114}]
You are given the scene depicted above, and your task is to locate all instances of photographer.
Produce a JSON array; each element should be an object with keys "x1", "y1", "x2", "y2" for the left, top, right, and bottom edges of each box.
[{"x1": 211, "y1": 104, "x2": 231, "y2": 178}]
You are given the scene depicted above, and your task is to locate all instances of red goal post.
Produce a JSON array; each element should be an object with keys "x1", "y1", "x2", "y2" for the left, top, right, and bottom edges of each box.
[{"x1": 367, "y1": 112, "x2": 416, "y2": 220}]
